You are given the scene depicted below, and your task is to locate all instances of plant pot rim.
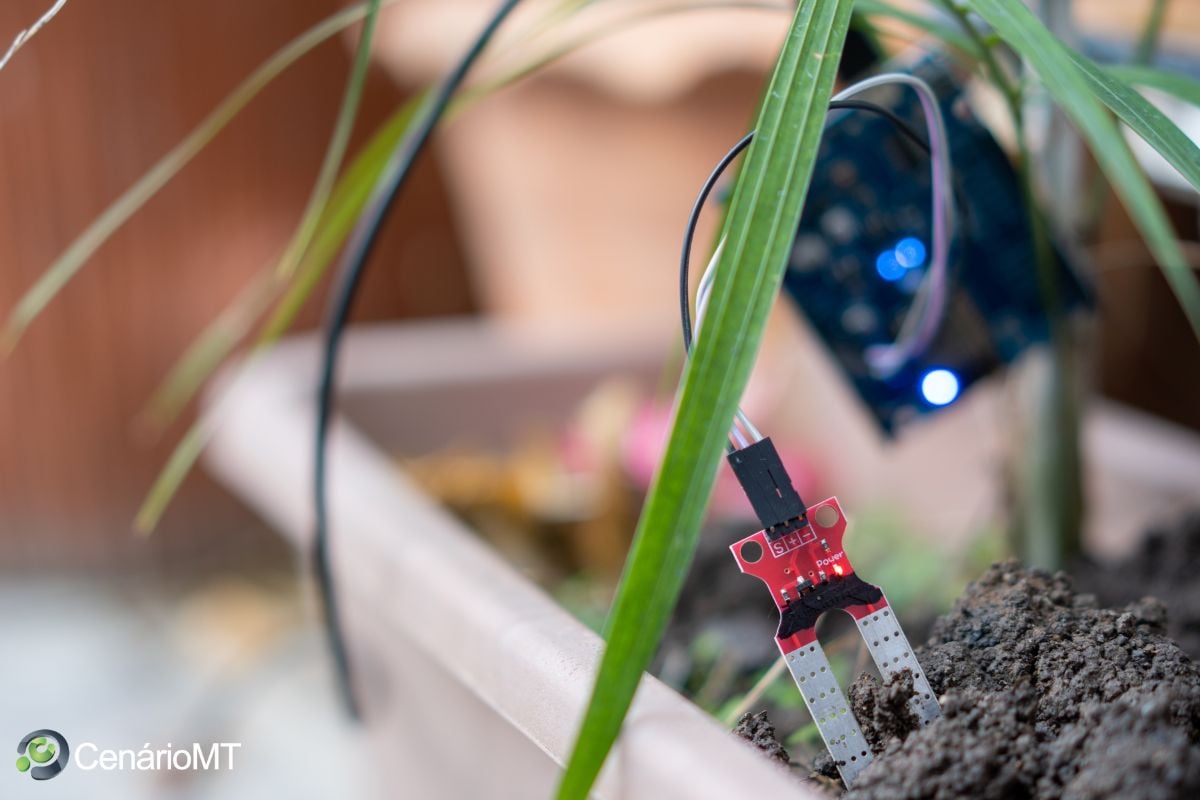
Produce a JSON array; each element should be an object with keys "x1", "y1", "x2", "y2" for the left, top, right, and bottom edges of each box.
[{"x1": 202, "y1": 318, "x2": 818, "y2": 799}]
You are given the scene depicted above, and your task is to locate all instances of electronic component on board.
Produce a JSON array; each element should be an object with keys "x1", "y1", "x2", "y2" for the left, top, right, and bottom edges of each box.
[
  {"x1": 784, "y1": 54, "x2": 1089, "y2": 432},
  {"x1": 727, "y1": 440, "x2": 940, "y2": 785}
]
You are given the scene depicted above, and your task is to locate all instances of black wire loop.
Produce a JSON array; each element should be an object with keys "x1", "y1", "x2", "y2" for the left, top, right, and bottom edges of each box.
[
  {"x1": 679, "y1": 99, "x2": 935, "y2": 355},
  {"x1": 313, "y1": 0, "x2": 526, "y2": 719}
]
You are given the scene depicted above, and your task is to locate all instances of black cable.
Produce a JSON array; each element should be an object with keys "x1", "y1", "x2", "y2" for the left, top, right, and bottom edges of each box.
[
  {"x1": 678, "y1": 132, "x2": 754, "y2": 355},
  {"x1": 313, "y1": 0, "x2": 525, "y2": 719},
  {"x1": 679, "y1": 99, "x2": 935, "y2": 356}
]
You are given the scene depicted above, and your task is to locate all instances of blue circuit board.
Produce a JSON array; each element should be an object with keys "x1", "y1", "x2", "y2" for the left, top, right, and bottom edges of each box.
[{"x1": 783, "y1": 55, "x2": 1088, "y2": 433}]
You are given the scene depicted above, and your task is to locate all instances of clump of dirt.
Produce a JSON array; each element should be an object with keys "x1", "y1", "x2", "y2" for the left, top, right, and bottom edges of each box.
[
  {"x1": 1073, "y1": 509, "x2": 1200, "y2": 660},
  {"x1": 848, "y1": 668, "x2": 919, "y2": 753},
  {"x1": 843, "y1": 561, "x2": 1200, "y2": 799},
  {"x1": 733, "y1": 710, "x2": 791, "y2": 765}
]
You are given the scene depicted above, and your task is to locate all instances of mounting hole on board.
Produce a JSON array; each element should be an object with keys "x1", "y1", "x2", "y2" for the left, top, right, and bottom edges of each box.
[
  {"x1": 814, "y1": 504, "x2": 840, "y2": 529},
  {"x1": 740, "y1": 540, "x2": 764, "y2": 563}
]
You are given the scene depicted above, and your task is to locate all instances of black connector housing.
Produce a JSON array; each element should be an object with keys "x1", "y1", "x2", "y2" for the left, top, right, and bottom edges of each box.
[{"x1": 727, "y1": 437, "x2": 807, "y2": 540}]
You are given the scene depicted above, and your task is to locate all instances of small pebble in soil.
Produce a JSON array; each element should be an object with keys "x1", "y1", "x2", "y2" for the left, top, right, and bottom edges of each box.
[{"x1": 841, "y1": 560, "x2": 1200, "y2": 800}]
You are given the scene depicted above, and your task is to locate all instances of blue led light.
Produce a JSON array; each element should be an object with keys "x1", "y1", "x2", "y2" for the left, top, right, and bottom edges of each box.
[
  {"x1": 920, "y1": 368, "x2": 960, "y2": 407},
  {"x1": 894, "y1": 236, "x2": 927, "y2": 269},
  {"x1": 875, "y1": 250, "x2": 905, "y2": 281}
]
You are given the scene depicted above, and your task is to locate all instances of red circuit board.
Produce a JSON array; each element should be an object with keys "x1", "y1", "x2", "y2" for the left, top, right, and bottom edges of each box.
[{"x1": 729, "y1": 497, "x2": 889, "y2": 653}]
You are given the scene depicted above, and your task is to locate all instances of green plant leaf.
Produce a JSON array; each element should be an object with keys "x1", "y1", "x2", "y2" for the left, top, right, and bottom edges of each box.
[
  {"x1": 555, "y1": 0, "x2": 854, "y2": 796},
  {"x1": 1069, "y1": 51, "x2": 1200, "y2": 194},
  {"x1": 854, "y1": 0, "x2": 983, "y2": 58},
  {"x1": 257, "y1": 100, "x2": 423, "y2": 344},
  {"x1": 1, "y1": 0, "x2": 397, "y2": 353},
  {"x1": 967, "y1": 0, "x2": 1200, "y2": 340},
  {"x1": 275, "y1": 0, "x2": 383, "y2": 280},
  {"x1": 1106, "y1": 64, "x2": 1200, "y2": 107},
  {"x1": 1134, "y1": 0, "x2": 1168, "y2": 67},
  {"x1": 135, "y1": 417, "x2": 216, "y2": 534}
]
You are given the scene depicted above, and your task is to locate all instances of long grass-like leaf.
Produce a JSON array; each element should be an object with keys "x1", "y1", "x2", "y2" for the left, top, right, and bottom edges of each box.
[
  {"x1": 854, "y1": 0, "x2": 982, "y2": 57},
  {"x1": 1069, "y1": 51, "x2": 1200, "y2": 194},
  {"x1": 968, "y1": 0, "x2": 1200, "y2": 340},
  {"x1": 275, "y1": 0, "x2": 383, "y2": 279},
  {"x1": 555, "y1": 0, "x2": 854, "y2": 796},
  {"x1": 1106, "y1": 64, "x2": 1200, "y2": 107},
  {"x1": 1134, "y1": 0, "x2": 1169, "y2": 67},
  {"x1": 135, "y1": 419, "x2": 215, "y2": 533},
  {"x1": 1, "y1": 0, "x2": 396, "y2": 352},
  {"x1": 257, "y1": 101, "x2": 422, "y2": 345}
]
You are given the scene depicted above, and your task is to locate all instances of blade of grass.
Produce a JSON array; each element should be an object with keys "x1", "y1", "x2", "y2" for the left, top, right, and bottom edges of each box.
[
  {"x1": 254, "y1": 104, "x2": 424, "y2": 344},
  {"x1": 555, "y1": 0, "x2": 854, "y2": 796},
  {"x1": 275, "y1": 0, "x2": 382, "y2": 280},
  {"x1": 1105, "y1": 64, "x2": 1200, "y2": 107},
  {"x1": 1, "y1": 0, "x2": 398, "y2": 353},
  {"x1": 1069, "y1": 51, "x2": 1200, "y2": 194},
  {"x1": 135, "y1": 418, "x2": 216, "y2": 533},
  {"x1": 968, "y1": 0, "x2": 1200, "y2": 340},
  {"x1": 1134, "y1": 0, "x2": 1169, "y2": 67},
  {"x1": 854, "y1": 0, "x2": 983, "y2": 58}
]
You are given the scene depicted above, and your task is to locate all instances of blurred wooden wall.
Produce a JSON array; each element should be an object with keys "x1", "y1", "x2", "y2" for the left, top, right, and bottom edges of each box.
[{"x1": 0, "y1": 0, "x2": 474, "y2": 570}]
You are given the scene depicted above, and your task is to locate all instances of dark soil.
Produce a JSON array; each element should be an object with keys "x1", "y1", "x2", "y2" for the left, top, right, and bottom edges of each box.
[
  {"x1": 848, "y1": 669, "x2": 918, "y2": 753},
  {"x1": 733, "y1": 711, "x2": 792, "y2": 765},
  {"x1": 1073, "y1": 510, "x2": 1200, "y2": 661},
  {"x1": 839, "y1": 561, "x2": 1200, "y2": 799}
]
